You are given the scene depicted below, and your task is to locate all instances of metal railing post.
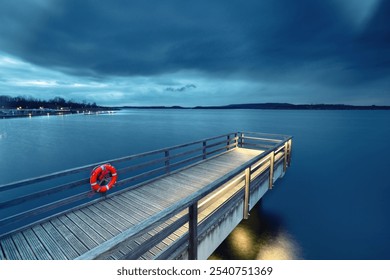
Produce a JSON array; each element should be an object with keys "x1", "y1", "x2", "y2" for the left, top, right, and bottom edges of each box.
[
  {"x1": 239, "y1": 132, "x2": 244, "y2": 147},
  {"x1": 226, "y1": 135, "x2": 230, "y2": 150},
  {"x1": 287, "y1": 139, "x2": 292, "y2": 167},
  {"x1": 243, "y1": 167, "x2": 251, "y2": 219},
  {"x1": 283, "y1": 142, "x2": 288, "y2": 172},
  {"x1": 269, "y1": 151, "x2": 275, "y2": 189},
  {"x1": 188, "y1": 202, "x2": 198, "y2": 260}
]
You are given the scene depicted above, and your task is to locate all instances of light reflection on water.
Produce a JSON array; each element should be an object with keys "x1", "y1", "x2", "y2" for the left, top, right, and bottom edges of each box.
[{"x1": 210, "y1": 201, "x2": 301, "y2": 260}]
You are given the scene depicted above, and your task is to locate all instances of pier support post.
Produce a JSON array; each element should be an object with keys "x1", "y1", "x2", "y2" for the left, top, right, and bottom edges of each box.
[
  {"x1": 243, "y1": 167, "x2": 251, "y2": 219},
  {"x1": 188, "y1": 202, "x2": 198, "y2": 260}
]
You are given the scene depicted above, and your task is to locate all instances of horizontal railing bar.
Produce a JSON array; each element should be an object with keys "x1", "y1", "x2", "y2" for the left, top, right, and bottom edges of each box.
[
  {"x1": 275, "y1": 144, "x2": 285, "y2": 153},
  {"x1": 205, "y1": 137, "x2": 237, "y2": 149},
  {"x1": 0, "y1": 167, "x2": 92, "y2": 193},
  {"x1": 0, "y1": 191, "x2": 91, "y2": 229},
  {"x1": 168, "y1": 146, "x2": 204, "y2": 161},
  {"x1": 241, "y1": 136, "x2": 283, "y2": 143},
  {"x1": 0, "y1": 178, "x2": 89, "y2": 210},
  {"x1": 162, "y1": 132, "x2": 237, "y2": 152},
  {"x1": 251, "y1": 154, "x2": 272, "y2": 173},
  {"x1": 117, "y1": 156, "x2": 169, "y2": 176},
  {"x1": 198, "y1": 173, "x2": 245, "y2": 212},
  {"x1": 251, "y1": 154, "x2": 284, "y2": 181},
  {"x1": 239, "y1": 131, "x2": 291, "y2": 140},
  {"x1": 205, "y1": 144, "x2": 235, "y2": 157},
  {"x1": 115, "y1": 166, "x2": 167, "y2": 188},
  {"x1": 118, "y1": 146, "x2": 205, "y2": 176}
]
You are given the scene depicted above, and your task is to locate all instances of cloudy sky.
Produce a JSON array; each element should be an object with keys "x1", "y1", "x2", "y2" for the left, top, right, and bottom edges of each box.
[{"x1": 0, "y1": 0, "x2": 389, "y2": 106}]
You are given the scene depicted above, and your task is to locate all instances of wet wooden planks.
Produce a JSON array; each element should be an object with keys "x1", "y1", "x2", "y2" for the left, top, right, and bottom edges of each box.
[{"x1": 0, "y1": 148, "x2": 263, "y2": 260}]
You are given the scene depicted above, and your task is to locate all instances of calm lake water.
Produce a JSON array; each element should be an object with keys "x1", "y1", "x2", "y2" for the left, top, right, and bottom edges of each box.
[{"x1": 1, "y1": 109, "x2": 389, "y2": 259}]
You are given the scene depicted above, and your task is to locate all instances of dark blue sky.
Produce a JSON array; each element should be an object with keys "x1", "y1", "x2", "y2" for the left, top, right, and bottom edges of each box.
[{"x1": 0, "y1": 0, "x2": 389, "y2": 106}]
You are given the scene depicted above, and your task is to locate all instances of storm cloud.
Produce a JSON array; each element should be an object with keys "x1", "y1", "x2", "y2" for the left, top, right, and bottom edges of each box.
[
  {"x1": 0, "y1": 0, "x2": 389, "y2": 106},
  {"x1": 166, "y1": 84, "x2": 196, "y2": 92}
]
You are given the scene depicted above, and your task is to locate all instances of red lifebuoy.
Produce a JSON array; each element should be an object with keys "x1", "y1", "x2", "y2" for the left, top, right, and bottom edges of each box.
[{"x1": 90, "y1": 163, "x2": 117, "y2": 193}]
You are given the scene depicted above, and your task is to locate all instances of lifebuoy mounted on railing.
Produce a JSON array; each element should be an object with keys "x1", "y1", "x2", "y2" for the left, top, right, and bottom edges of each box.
[{"x1": 90, "y1": 163, "x2": 118, "y2": 193}]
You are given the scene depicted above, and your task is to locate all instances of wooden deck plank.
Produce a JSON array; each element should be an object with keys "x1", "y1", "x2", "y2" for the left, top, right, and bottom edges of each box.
[
  {"x1": 73, "y1": 210, "x2": 115, "y2": 240},
  {"x1": 114, "y1": 193, "x2": 151, "y2": 213},
  {"x1": 41, "y1": 221, "x2": 79, "y2": 259},
  {"x1": 88, "y1": 201, "x2": 159, "y2": 259},
  {"x1": 116, "y1": 190, "x2": 188, "y2": 238},
  {"x1": 85, "y1": 204, "x2": 144, "y2": 259},
  {"x1": 0, "y1": 243, "x2": 5, "y2": 260},
  {"x1": 165, "y1": 171, "x2": 209, "y2": 186},
  {"x1": 122, "y1": 191, "x2": 165, "y2": 212},
  {"x1": 65, "y1": 212, "x2": 107, "y2": 244},
  {"x1": 187, "y1": 162, "x2": 229, "y2": 176},
  {"x1": 95, "y1": 200, "x2": 138, "y2": 227},
  {"x1": 74, "y1": 210, "x2": 115, "y2": 240},
  {"x1": 87, "y1": 204, "x2": 128, "y2": 232},
  {"x1": 49, "y1": 218, "x2": 89, "y2": 255},
  {"x1": 176, "y1": 168, "x2": 220, "y2": 184},
  {"x1": 22, "y1": 228, "x2": 53, "y2": 260},
  {"x1": 80, "y1": 207, "x2": 121, "y2": 235},
  {"x1": 106, "y1": 196, "x2": 154, "y2": 224},
  {"x1": 203, "y1": 158, "x2": 241, "y2": 170},
  {"x1": 115, "y1": 193, "x2": 187, "y2": 236},
  {"x1": 0, "y1": 236, "x2": 21, "y2": 260},
  {"x1": 32, "y1": 225, "x2": 68, "y2": 260},
  {"x1": 136, "y1": 182, "x2": 185, "y2": 205},
  {"x1": 126, "y1": 190, "x2": 189, "y2": 234},
  {"x1": 108, "y1": 196, "x2": 177, "y2": 244},
  {"x1": 85, "y1": 204, "x2": 139, "y2": 259},
  {"x1": 138, "y1": 187, "x2": 187, "y2": 205},
  {"x1": 11, "y1": 233, "x2": 37, "y2": 260},
  {"x1": 165, "y1": 177, "x2": 206, "y2": 193},
  {"x1": 57, "y1": 215, "x2": 99, "y2": 250},
  {"x1": 103, "y1": 199, "x2": 170, "y2": 244},
  {"x1": 74, "y1": 209, "x2": 131, "y2": 260}
]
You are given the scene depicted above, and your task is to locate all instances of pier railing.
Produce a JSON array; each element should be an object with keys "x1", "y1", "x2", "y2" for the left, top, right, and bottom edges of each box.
[{"x1": 0, "y1": 132, "x2": 292, "y2": 259}]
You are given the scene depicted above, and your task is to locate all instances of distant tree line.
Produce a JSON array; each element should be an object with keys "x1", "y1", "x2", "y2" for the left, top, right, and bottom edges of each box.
[{"x1": 0, "y1": 95, "x2": 98, "y2": 109}]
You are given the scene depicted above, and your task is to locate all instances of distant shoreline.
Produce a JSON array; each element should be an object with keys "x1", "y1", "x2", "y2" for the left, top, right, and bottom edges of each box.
[
  {"x1": 2, "y1": 103, "x2": 390, "y2": 119},
  {"x1": 120, "y1": 103, "x2": 390, "y2": 110},
  {"x1": 0, "y1": 108, "x2": 117, "y2": 119}
]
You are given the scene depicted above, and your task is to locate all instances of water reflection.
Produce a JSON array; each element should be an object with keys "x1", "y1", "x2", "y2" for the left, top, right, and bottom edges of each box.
[{"x1": 209, "y1": 200, "x2": 301, "y2": 260}]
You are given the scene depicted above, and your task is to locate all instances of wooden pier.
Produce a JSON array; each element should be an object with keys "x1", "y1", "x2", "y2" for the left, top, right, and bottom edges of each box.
[{"x1": 0, "y1": 132, "x2": 292, "y2": 260}]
